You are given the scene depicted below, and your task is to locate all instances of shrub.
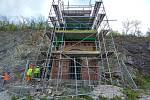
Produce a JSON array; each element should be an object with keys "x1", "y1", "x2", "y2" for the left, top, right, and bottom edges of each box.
[
  {"x1": 40, "y1": 97, "x2": 48, "y2": 100},
  {"x1": 107, "y1": 31, "x2": 122, "y2": 37},
  {"x1": 111, "y1": 96, "x2": 122, "y2": 100},
  {"x1": 134, "y1": 73, "x2": 150, "y2": 89},
  {"x1": 98, "y1": 95, "x2": 107, "y2": 100},
  {"x1": 79, "y1": 95, "x2": 93, "y2": 100},
  {"x1": 11, "y1": 96, "x2": 18, "y2": 100},
  {"x1": 0, "y1": 16, "x2": 51, "y2": 31},
  {"x1": 25, "y1": 95, "x2": 34, "y2": 100},
  {"x1": 56, "y1": 96, "x2": 93, "y2": 100},
  {"x1": 123, "y1": 88, "x2": 139, "y2": 100}
]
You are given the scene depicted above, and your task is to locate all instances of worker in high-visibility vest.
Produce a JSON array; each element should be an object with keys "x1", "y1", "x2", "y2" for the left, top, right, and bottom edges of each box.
[
  {"x1": 46, "y1": 63, "x2": 52, "y2": 80},
  {"x1": 34, "y1": 66, "x2": 40, "y2": 78},
  {"x1": 2, "y1": 72, "x2": 10, "y2": 87},
  {"x1": 1, "y1": 72, "x2": 10, "y2": 86},
  {"x1": 25, "y1": 65, "x2": 33, "y2": 81}
]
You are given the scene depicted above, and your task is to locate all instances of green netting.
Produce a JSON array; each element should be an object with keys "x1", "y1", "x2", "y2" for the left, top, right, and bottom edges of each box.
[
  {"x1": 66, "y1": 23, "x2": 92, "y2": 29},
  {"x1": 55, "y1": 30, "x2": 97, "y2": 42},
  {"x1": 64, "y1": 17, "x2": 94, "y2": 29},
  {"x1": 82, "y1": 37, "x2": 96, "y2": 41},
  {"x1": 55, "y1": 30, "x2": 97, "y2": 33},
  {"x1": 55, "y1": 36, "x2": 64, "y2": 46},
  {"x1": 65, "y1": 37, "x2": 96, "y2": 41},
  {"x1": 65, "y1": 17, "x2": 95, "y2": 22}
]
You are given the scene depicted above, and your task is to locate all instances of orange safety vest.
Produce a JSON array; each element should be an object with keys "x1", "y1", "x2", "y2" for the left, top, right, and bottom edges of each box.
[{"x1": 3, "y1": 73, "x2": 10, "y2": 81}]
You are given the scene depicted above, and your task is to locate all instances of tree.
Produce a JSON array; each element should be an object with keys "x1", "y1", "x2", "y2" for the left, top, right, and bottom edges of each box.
[
  {"x1": 132, "y1": 20, "x2": 142, "y2": 36},
  {"x1": 0, "y1": 15, "x2": 49, "y2": 31},
  {"x1": 122, "y1": 19, "x2": 133, "y2": 35},
  {"x1": 146, "y1": 28, "x2": 150, "y2": 37},
  {"x1": 122, "y1": 19, "x2": 142, "y2": 36},
  {"x1": 36, "y1": 15, "x2": 46, "y2": 30},
  {"x1": 108, "y1": 31, "x2": 122, "y2": 37}
]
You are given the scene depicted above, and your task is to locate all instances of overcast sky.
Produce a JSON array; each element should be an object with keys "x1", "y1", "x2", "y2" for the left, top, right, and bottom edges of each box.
[{"x1": 0, "y1": 0, "x2": 150, "y2": 33}]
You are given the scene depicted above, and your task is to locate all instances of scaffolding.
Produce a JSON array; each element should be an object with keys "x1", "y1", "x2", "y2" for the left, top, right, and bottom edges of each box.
[{"x1": 18, "y1": 0, "x2": 137, "y2": 98}]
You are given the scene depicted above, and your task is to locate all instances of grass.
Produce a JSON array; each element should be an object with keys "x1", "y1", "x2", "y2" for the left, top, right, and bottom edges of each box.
[
  {"x1": 134, "y1": 73, "x2": 150, "y2": 89},
  {"x1": 79, "y1": 95, "x2": 93, "y2": 100},
  {"x1": 110, "y1": 96, "x2": 122, "y2": 100},
  {"x1": 11, "y1": 96, "x2": 18, "y2": 100},
  {"x1": 25, "y1": 95, "x2": 34, "y2": 100},
  {"x1": 49, "y1": 95, "x2": 93, "y2": 100},
  {"x1": 98, "y1": 95, "x2": 122, "y2": 100},
  {"x1": 143, "y1": 75, "x2": 150, "y2": 89},
  {"x1": 40, "y1": 97, "x2": 49, "y2": 100},
  {"x1": 107, "y1": 31, "x2": 122, "y2": 37},
  {"x1": 56, "y1": 96, "x2": 83, "y2": 100},
  {"x1": 123, "y1": 88, "x2": 140, "y2": 100},
  {"x1": 98, "y1": 95, "x2": 107, "y2": 100}
]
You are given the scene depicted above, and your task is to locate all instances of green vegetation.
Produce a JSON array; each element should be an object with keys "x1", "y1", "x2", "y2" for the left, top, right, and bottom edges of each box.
[
  {"x1": 0, "y1": 16, "x2": 51, "y2": 31},
  {"x1": 111, "y1": 96, "x2": 122, "y2": 100},
  {"x1": 25, "y1": 95, "x2": 34, "y2": 100},
  {"x1": 123, "y1": 88, "x2": 140, "y2": 100},
  {"x1": 11, "y1": 96, "x2": 18, "y2": 100},
  {"x1": 134, "y1": 73, "x2": 150, "y2": 89},
  {"x1": 78, "y1": 86, "x2": 92, "y2": 94},
  {"x1": 107, "y1": 31, "x2": 122, "y2": 37},
  {"x1": 40, "y1": 97, "x2": 49, "y2": 100},
  {"x1": 79, "y1": 95, "x2": 93, "y2": 100},
  {"x1": 98, "y1": 95, "x2": 107, "y2": 100},
  {"x1": 49, "y1": 95, "x2": 93, "y2": 100},
  {"x1": 146, "y1": 28, "x2": 150, "y2": 39},
  {"x1": 56, "y1": 96, "x2": 83, "y2": 100},
  {"x1": 98, "y1": 95, "x2": 122, "y2": 100}
]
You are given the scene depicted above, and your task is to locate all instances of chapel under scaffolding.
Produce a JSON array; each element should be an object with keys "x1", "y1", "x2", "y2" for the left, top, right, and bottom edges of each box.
[{"x1": 19, "y1": 0, "x2": 137, "y2": 98}]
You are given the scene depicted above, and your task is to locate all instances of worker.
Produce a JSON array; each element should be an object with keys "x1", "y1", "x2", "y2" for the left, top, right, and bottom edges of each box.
[
  {"x1": 2, "y1": 72, "x2": 10, "y2": 87},
  {"x1": 29, "y1": 63, "x2": 33, "y2": 68},
  {"x1": 34, "y1": 66, "x2": 40, "y2": 78},
  {"x1": 25, "y1": 65, "x2": 33, "y2": 81},
  {"x1": 46, "y1": 63, "x2": 52, "y2": 80},
  {"x1": 41, "y1": 67, "x2": 46, "y2": 79}
]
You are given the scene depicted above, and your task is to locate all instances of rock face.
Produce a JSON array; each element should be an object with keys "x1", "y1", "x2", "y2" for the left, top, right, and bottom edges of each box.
[
  {"x1": 0, "y1": 30, "x2": 50, "y2": 82},
  {"x1": 0, "y1": 31, "x2": 150, "y2": 99},
  {"x1": 114, "y1": 36, "x2": 150, "y2": 75},
  {"x1": 0, "y1": 31, "x2": 149, "y2": 75},
  {"x1": 92, "y1": 85, "x2": 124, "y2": 99},
  {"x1": 0, "y1": 91, "x2": 11, "y2": 100},
  {"x1": 139, "y1": 95, "x2": 150, "y2": 100}
]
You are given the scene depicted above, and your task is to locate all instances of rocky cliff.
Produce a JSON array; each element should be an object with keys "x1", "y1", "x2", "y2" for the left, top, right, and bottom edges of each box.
[
  {"x1": 0, "y1": 30, "x2": 50, "y2": 81},
  {"x1": 114, "y1": 36, "x2": 150, "y2": 75},
  {"x1": 0, "y1": 31, "x2": 150, "y2": 99},
  {"x1": 1, "y1": 31, "x2": 150, "y2": 76}
]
